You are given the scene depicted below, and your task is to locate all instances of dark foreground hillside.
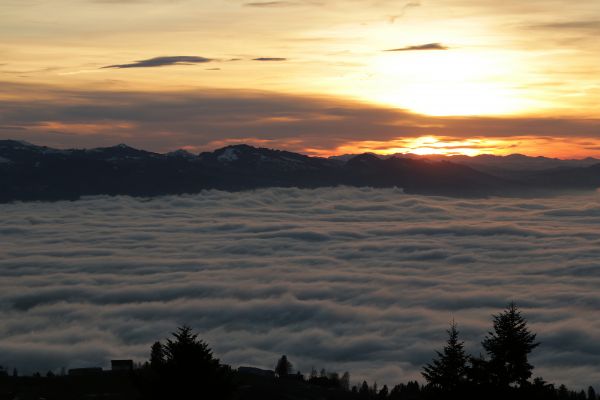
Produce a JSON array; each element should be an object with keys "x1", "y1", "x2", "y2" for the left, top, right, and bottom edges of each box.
[
  {"x1": 0, "y1": 372, "x2": 356, "y2": 400},
  {"x1": 0, "y1": 362, "x2": 595, "y2": 400}
]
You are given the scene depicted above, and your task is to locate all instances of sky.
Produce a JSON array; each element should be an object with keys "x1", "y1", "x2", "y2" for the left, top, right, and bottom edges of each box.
[
  {"x1": 1, "y1": 187, "x2": 600, "y2": 390},
  {"x1": 1, "y1": 0, "x2": 599, "y2": 156}
]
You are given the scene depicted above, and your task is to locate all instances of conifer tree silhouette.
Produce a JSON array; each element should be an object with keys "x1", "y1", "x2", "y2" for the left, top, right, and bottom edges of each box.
[
  {"x1": 482, "y1": 302, "x2": 539, "y2": 388},
  {"x1": 150, "y1": 341, "x2": 165, "y2": 369},
  {"x1": 275, "y1": 355, "x2": 293, "y2": 378},
  {"x1": 358, "y1": 380, "x2": 370, "y2": 399},
  {"x1": 144, "y1": 325, "x2": 233, "y2": 399},
  {"x1": 422, "y1": 321, "x2": 469, "y2": 391},
  {"x1": 341, "y1": 371, "x2": 351, "y2": 391},
  {"x1": 378, "y1": 384, "x2": 389, "y2": 399}
]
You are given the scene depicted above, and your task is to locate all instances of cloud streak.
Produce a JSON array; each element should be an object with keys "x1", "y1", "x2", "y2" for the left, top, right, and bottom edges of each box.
[
  {"x1": 384, "y1": 43, "x2": 449, "y2": 52},
  {"x1": 102, "y1": 56, "x2": 213, "y2": 69},
  {"x1": 1, "y1": 187, "x2": 600, "y2": 390},
  {"x1": 253, "y1": 57, "x2": 288, "y2": 61},
  {"x1": 244, "y1": 1, "x2": 297, "y2": 7},
  {"x1": 529, "y1": 20, "x2": 600, "y2": 32}
]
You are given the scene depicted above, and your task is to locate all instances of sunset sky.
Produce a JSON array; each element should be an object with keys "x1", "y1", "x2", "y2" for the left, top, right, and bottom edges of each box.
[{"x1": 1, "y1": 0, "x2": 599, "y2": 157}]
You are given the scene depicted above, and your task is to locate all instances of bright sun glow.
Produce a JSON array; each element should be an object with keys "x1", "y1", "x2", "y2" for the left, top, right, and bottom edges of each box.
[
  {"x1": 384, "y1": 136, "x2": 489, "y2": 156},
  {"x1": 308, "y1": 136, "x2": 600, "y2": 159},
  {"x1": 325, "y1": 136, "x2": 507, "y2": 157},
  {"x1": 364, "y1": 50, "x2": 535, "y2": 116}
]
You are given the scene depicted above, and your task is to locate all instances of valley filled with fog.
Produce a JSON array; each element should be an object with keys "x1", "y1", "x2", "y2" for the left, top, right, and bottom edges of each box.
[{"x1": 1, "y1": 187, "x2": 599, "y2": 389}]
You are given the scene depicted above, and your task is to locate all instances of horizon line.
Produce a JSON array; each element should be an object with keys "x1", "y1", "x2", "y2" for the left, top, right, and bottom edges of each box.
[{"x1": 2, "y1": 138, "x2": 599, "y2": 162}]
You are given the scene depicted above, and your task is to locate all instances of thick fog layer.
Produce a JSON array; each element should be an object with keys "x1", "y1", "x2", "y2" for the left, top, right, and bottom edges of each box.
[{"x1": 1, "y1": 187, "x2": 599, "y2": 389}]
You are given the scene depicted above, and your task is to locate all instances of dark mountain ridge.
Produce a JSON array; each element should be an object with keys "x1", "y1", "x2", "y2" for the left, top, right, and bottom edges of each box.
[
  {"x1": 333, "y1": 152, "x2": 600, "y2": 179},
  {"x1": 0, "y1": 140, "x2": 598, "y2": 202}
]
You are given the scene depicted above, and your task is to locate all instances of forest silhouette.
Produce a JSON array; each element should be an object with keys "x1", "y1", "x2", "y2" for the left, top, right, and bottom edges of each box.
[{"x1": 0, "y1": 303, "x2": 597, "y2": 400}]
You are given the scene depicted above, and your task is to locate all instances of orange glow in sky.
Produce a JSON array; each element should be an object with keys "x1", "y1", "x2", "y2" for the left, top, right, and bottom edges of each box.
[
  {"x1": 307, "y1": 136, "x2": 600, "y2": 159},
  {"x1": 1, "y1": 0, "x2": 600, "y2": 156}
]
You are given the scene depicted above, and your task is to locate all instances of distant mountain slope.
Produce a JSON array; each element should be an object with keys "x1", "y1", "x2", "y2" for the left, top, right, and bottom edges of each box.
[
  {"x1": 527, "y1": 163, "x2": 600, "y2": 189},
  {"x1": 332, "y1": 152, "x2": 600, "y2": 179},
  {"x1": 0, "y1": 140, "x2": 598, "y2": 202},
  {"x1": 341, "y1": 153, "x2": 517, "y2": 196}
]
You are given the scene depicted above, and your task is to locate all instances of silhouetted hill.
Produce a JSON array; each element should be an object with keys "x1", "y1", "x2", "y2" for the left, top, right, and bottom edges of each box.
[
  {"x1": 343, "y1": 155, "x2": 518, "y2": 196},
  {"x1": 0, "y1": 140, "x2": 599, "y2": 202},
  {"x1": 528, "y1": 163, "x2": 600, "y2": 189},
  {"x1": 332, "y1": 152, "x2": 600, "y2": 173},
  {"x1": 436, "y1": 153, "x2": 600, "y2": 181}
]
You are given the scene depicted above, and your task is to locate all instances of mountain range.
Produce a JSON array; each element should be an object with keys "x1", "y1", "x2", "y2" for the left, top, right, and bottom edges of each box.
[{"x1": 1, "y1": 139, "x2": 599, "y2": 202}]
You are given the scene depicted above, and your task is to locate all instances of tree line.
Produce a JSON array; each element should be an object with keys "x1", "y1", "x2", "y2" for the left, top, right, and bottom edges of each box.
[
  {"x1": 1, "y1": 302, "x2": 597, "y2": 400},
  {"x1": 133, "y1": 302, "x2": 597, "y2": 400}
]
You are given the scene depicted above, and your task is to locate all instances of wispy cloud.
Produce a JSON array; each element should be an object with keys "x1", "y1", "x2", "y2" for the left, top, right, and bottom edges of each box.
[
  {"x1": 244, "y1": 1, "x2": 297, "y2": 7},
  {"x1": 529, "y1": 20, "x2": 600, "y2": 33},
  {"x1": 253, "y1": 57, "x2": 288, "y2": 61},
  {"x1": 388, "y1": 1, "x2": 421, "y2": 24},
  {"x1": 102, "y1": 56, "x2": 213, "y2": 69},
  {"x1": 384, "y1": 43, "x2": 449, "y2": 52}
]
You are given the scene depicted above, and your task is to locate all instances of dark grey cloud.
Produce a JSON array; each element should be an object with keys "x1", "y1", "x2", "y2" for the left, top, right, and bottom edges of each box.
[
  {"x1": 1, "y1": 188, "x2": 600, "y2": 390},
  {"x1": 102, "y1": 56, "x2": 213, "y2": 69},
  {"x1": 384, "y1": 43, "x2": 449, "y2": 51},
  {"x1": 253, "y1": 57, "x2": 288, "y2": 61}
]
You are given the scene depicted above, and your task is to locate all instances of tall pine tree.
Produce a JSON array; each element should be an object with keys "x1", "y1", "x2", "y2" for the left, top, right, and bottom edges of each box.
[
  {"x1": 275, "y1": 355, "x2": 293, "y2": 378},
  {"x1": 482, "y1": 302, "x2": 539, "y2": 388},
  {"x1": 422, "y1": 321, "x2": 469, "y2": 391},
  {"x1": 144, "y1": 325, "x2": 234, "y2": 400}
]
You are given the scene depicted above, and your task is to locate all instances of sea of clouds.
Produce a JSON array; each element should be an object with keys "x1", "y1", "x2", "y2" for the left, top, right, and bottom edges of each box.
[{"x1": 1, "y1": 187, "x2": 600, "y2": 389}]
